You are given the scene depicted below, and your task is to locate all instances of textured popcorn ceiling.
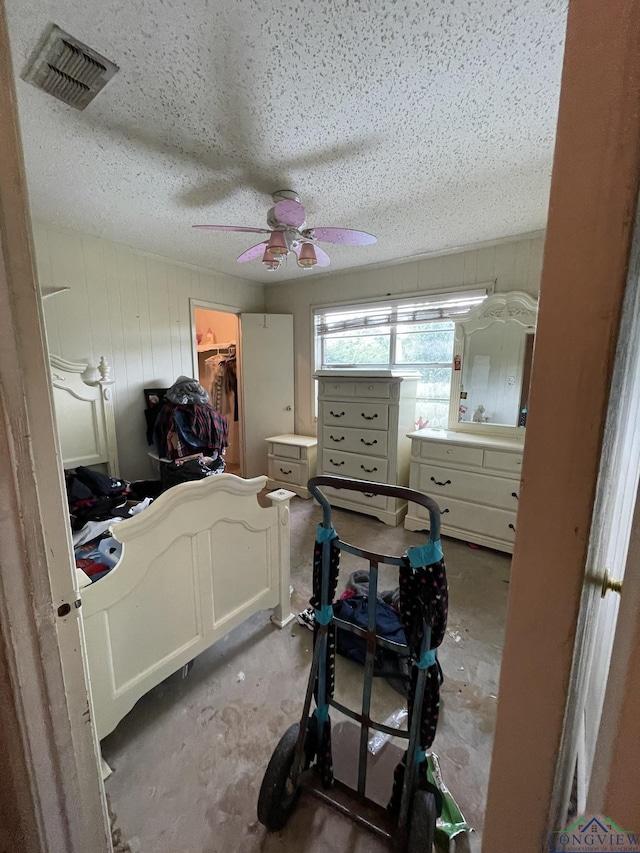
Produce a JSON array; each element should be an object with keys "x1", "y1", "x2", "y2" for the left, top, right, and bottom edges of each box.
[{"x1": 7, "y1": 0, "x2": 567, "y2": 283}]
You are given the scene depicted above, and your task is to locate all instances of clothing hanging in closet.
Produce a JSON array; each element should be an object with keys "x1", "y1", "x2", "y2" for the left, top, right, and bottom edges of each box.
[{"x1": 205, "y1": 344, "x2": 238, "y2": 422}]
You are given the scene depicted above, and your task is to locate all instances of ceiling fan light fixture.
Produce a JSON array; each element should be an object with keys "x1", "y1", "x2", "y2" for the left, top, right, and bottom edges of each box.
[
  {"x1": 261, "y1": 248, "x2": 281, "y2": 270},
  {"x1": 266, "y1": 230, "x2": 288, "y2": 257},
  {"x1": 298, "y1": 243, "x2": 318, "y2": 268}
]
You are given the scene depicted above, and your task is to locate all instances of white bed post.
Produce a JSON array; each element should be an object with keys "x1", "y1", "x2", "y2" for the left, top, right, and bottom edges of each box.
[{"x1": 266, "y1": 488, "x2": 296, "y2": 628}]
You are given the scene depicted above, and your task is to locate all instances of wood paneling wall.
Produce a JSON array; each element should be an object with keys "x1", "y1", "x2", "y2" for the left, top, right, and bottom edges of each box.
[
  {"x1": 33, "y1": 221, "x2": 264, "y2": 479},
  {"x1": 264, "y1": 234, "x2": 545, "y2": 437}
]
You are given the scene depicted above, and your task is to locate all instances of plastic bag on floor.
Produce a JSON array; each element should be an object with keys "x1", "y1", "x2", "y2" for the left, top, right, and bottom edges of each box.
[
  {"x1": 427, "y1": 753, "x2": 473, "y2": 841},
  {"x1": 368, "y1": 707, "x2": 408, "y2": 755}
]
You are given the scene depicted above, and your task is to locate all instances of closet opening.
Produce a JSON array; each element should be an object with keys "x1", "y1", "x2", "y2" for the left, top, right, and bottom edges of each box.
[{"x1": 191, "y1": 302, "x2": 242, "y2": 477}]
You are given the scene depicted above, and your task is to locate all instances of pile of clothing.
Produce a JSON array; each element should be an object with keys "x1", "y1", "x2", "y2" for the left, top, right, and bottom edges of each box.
[
  {"x1": 149, "y1": 376, "x2": 229, "y2": 490},
  {"x1": 152, "y1": 376, "x2": 228, "y2": 461},
  {"x1": 298, "y1": 569, "x2": 410, "y2": 695},
  {"x1": 65, "y1": 467, "x2": 155, "y2": 583},
  {"x1": 65, "y1": 466, "x2": 133, "y2": 531}
]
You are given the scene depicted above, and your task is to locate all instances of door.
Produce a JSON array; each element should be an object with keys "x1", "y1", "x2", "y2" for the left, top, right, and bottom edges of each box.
[
  {"x1": 240, "y1": 313, "x2": 294, "y2": 478},
  {"x1": 561, "y1": 204, "x2": 640, "y2": 819}
]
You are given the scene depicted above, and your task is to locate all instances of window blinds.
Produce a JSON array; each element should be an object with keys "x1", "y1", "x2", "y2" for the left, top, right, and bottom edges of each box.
[{"x1": 314, "y1": 287, "x2": 489, "y2": 336}]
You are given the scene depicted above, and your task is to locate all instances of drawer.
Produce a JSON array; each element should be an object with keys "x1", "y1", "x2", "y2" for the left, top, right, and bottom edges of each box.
[
  {"x1": 354, "y1": 381, "x2": 392, "y2": 399},
  {"x1": 322, "y1": 449, "x2": 389, "y2": 481},
  {"x1": 415, "y1": 463, "x2": 520, "y2": 511},
  {"x1": 412, "y1": 495, "x2": 516, "y2": 544},
  {"x1": 319, "y1": 380, "x2": 355, "y2": 397},
  {"x1": 321, "y1": 426, "x2": 389, "y2": 458},
  {"x1": 484, "y1": 449, "x2": 523, "y2": 474},
  {"x1": 323, "y1": 401, "x2": 389, "y2": 431},
  {"x1": 270, "y1": 442, "x2": 301, "y2": 460},
  {"x1": 321, "y1": 485, "x2": 388, "y2": 511},
  {"x1": 417, "y1": 440, "x2": 484, "y2": 467},
  {"x1": 268, "y1": 458, "x2": 303, "y2": 485}
]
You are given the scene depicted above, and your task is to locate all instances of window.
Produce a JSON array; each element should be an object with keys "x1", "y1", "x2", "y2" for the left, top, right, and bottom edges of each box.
[{"x1": 314, "y1": 288, "x2": 488, "y2": 429}]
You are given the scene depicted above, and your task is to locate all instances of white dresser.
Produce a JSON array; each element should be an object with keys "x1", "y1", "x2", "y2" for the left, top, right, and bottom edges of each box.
[
  {"x1": 265, "y1": 434, "x2": 318, "y2": 499},
  {"x1": 315, "y1": 370, "x2": 419, "y2": 526},
  {"x1": 404, "y1": 428, "x2": 524, "y2": 553}
]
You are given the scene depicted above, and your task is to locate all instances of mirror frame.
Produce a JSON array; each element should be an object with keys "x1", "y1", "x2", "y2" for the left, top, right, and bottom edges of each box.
[{"x1": 448, "y1": 290, "x2": 539, "y2": 439}]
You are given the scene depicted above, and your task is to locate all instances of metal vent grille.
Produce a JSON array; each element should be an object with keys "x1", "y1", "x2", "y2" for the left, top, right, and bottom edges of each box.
[{"x1": 22, "y1": 24, "x2": 118, "y2": 110}]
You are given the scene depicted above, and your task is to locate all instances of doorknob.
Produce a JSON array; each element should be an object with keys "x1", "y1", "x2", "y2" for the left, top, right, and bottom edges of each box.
[
  {"x1": 601, "y1": 568, "x2": 623, "y2": 598},
  {"x1": 285, "y1": 406, "x2": 292, "y2": 411}
]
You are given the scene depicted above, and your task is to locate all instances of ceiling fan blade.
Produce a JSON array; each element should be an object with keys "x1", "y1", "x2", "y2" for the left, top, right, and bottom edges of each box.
[
  {"x1": 302, "y1": 227, "x2": 377, "y2": 246},
  {"x1": 313, "y1": 245, "x2": 331, "y2": 267},
  {"x1": 193, "y1": 225, "x2": 270, "y2": 234},
  {"x1": 237, "y1": 242, "x2": 268, "y2": 263},
  {"x1": 292, "y1": 243, "x2": 331, "y2": 267},
  {"x1": 274, "y1": 199, "x2": 306, "y2": 228}
]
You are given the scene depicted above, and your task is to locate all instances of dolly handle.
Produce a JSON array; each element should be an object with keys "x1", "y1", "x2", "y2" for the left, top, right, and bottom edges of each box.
[{"x1": 307, "y1": 475, "x2": 442, "y2": 543}]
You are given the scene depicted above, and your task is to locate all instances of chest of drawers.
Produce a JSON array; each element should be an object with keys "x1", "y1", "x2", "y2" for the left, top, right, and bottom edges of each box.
[
  {"x1": 265, "y1": 434, "x2": 318, "y2": 499},
  {"x1": 404, "y1": 428, "x2": 524, "y2": 553},
  {"x1": 315, "y1": 371, "x2": 419, "y2": 526}
]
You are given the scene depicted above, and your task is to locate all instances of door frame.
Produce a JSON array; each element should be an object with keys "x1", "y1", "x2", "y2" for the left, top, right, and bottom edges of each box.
[
  {"x1": 189, "y1": 297, "x2": 245, "y2": 474},
  {"x1": 0, "y1": 4, "x2": 110, "y2": 850},
  {"x1": 484, "y1": 1, "x2": 640, "y2": 847}
]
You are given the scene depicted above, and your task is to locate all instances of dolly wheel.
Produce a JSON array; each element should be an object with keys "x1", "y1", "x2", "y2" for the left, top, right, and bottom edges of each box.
[
  {"x1": 407, "y1": 789, "x2": 437, "y2": 852},
  {"x1": 258, "y1": 723, "x2": 302, "y2": 831}
]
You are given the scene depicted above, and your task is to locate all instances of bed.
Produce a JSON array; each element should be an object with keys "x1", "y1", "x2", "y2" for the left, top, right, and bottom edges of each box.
[{"x1": 50, "y1": 355, "x2": 294, "y2": 742}]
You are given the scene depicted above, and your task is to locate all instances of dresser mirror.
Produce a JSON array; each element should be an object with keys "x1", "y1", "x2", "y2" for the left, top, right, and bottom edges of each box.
[{"x1": 448, "y1": 291, "x2": 538, "y2": 438}]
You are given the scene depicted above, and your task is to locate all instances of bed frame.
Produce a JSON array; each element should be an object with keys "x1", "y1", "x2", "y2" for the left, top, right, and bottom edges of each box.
[
  {"x1": 50, "y1": 355, "x2": 294, "y2": 742},
  {"x1": 50, "y1": 354, "x2": 120, "y2": 477}
]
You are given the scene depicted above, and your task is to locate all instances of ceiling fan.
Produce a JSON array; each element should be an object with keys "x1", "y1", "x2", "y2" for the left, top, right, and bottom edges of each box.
[{"x1": 193, "y1": 190, "x2": 377, "y2": 271}]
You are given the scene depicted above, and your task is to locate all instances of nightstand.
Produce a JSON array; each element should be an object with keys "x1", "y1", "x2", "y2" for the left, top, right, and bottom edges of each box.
[{"x1": 265, "y1": 434, "x2": 318, "y2": 499}]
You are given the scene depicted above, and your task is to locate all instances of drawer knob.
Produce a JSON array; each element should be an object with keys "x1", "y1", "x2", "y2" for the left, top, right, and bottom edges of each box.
[
  {"x1": 364, "y1": 492, "x2": 375, "y2": 498},
  {"x1": 279, "y1": 468, "x2": 292, "y2": 475},
  {"x1": 440, "y1": 508, "x2": 450, "y2": 515},
  {"x1": 431, "y1": 477, "x2": 451, "y2": 487},
  {"x1": 330, "y1": 410, "x2": 346, "y2": 418},
  {"x1": 508, "y1": 523, "x2": 516, "y2": 533},
  {"x1": 329, "y1": 459, "x2": 345, "y2": 467},
  {"x1": 360, "y1": 438, "x2": 378, "y2": 446},
  {"x1": 329, "y1": 435, "x2": 345, "y2": 442},
  {"x1": 361, "y1": 413, "x2": 378, "y2": 420},
  {"x1": 361, "y1": 465, "x2": 378, "y2": 473},
  {"x1": 511, "y1": 491, "x2": 519, "y2": 501}
]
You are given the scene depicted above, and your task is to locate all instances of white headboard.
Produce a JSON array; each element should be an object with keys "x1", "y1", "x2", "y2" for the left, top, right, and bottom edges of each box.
[{"x1": 49, "y1": 355, "x2": 119, "y2": 477}]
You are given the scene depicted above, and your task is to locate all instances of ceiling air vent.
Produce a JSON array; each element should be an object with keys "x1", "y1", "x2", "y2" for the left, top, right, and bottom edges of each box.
[{"x1": 22, "y1": 24, "x2": 119, "y2": 110}]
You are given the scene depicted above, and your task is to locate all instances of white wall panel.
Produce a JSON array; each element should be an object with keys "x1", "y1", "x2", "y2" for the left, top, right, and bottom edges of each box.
[
  {"x1": 34, "y1": 220, "x2": 264, "y2": 479},
  {"x1": 265, "y1": 234, "x2": 545, "y2": 436}
]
